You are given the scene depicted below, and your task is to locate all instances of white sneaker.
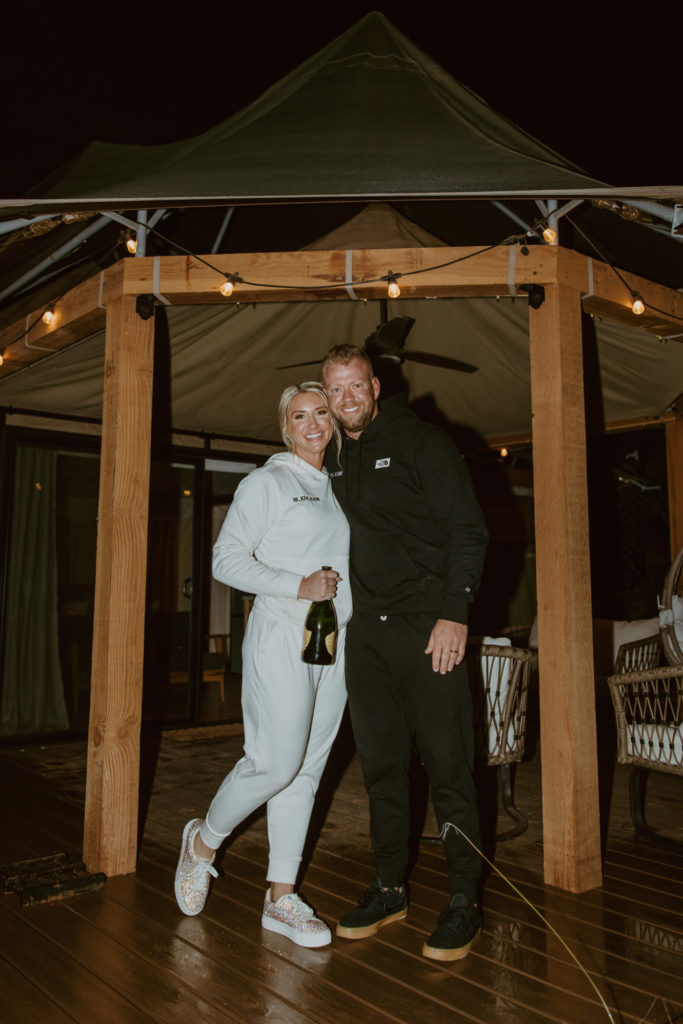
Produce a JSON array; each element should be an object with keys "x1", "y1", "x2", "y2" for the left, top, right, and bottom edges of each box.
[
  {"x1": 262, "y1": 889, "x2": 332, "y2": 948},
  {"x1": 174, "y1": 818, "x2": 218, "y2": 916}
]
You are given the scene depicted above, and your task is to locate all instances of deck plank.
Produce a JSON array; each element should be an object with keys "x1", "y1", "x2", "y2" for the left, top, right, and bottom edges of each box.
[
  {"x1": 0, "y1": 900, "x2": 157, "y2": 1024},
  {"x1": 1, "y1": 736, "x2": 682, "y2": 1024},
  {"x1": 0, "y1": 951, "x2": 76, "y2": 1024},
  {"x1": 1, "y1": 897, "x2": 252, "y2": 1024}
]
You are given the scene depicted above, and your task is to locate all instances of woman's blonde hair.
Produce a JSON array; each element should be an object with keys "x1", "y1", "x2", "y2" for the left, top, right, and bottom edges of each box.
[{"x1": 278, "y1": 381, "x2": 342, "y2": 457}]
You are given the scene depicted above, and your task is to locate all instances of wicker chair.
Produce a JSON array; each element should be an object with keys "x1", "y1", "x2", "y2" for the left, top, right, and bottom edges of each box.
[
  {"x1": 660, "y1": 543, "x2": 683, "y2": 666},
  {"x1": 467, "y1": 642, "x2": 536, "y2": 840},
  {"x1": 608, "y1": 663, "x2": 683, "y2": 847},
  {"x1": 613, "y1": 632, "x2": 663, "y2": 675}
]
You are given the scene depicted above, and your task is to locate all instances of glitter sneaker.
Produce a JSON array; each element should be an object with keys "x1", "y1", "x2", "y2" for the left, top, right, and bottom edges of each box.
[
  {"x1": 174, "y1": 818, "x2": 218, "y2": 916},
  {"x1": 262, "y1": 889, "x2": 332, "y2": 948}
]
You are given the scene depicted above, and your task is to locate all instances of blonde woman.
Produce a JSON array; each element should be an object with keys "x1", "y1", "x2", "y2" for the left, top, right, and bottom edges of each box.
[{"x1": 175, "y1": 383, "x2": 350, "y2": 947}]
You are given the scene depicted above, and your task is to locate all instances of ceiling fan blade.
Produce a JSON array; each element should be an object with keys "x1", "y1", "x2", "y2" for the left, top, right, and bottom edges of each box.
[
  {"x1": 403, "y1": 350, "x2": 479, "y2": 374},
  {"x1": 276, "y1": 358, "x2": 320, "y2": 370}
]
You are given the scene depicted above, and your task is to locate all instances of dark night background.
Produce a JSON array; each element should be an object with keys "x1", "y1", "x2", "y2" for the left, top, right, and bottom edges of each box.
[
  {"x1": 0, "y1": 1, "x2": 679, "y2": 624},
  {"x1": 1, "y1": 2, "x2": 681, "y2": 197}
]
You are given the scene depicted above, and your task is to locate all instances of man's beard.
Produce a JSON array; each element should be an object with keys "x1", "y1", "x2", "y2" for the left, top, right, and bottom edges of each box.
[{"x1": 335, "y1": 404, "x2": 375, "y2": 435}]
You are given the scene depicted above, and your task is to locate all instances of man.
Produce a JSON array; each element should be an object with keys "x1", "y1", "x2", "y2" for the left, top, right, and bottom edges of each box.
[{"x1": 321, "y1": 343, "x2": 488, "y2": 961}]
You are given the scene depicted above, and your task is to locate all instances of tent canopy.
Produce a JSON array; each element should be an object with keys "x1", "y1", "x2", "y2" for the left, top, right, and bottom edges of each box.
[{"x1": 24, "y1": 12, "x2": 606, "y2": 209}]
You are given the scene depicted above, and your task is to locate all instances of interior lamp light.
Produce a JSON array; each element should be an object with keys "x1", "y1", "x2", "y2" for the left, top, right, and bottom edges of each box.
[
  {"x1": 42, "y1": 305, "x2": 55, "y2": 326},
  {"x1": 631, "y1": 294, "x2": 645, "y2": 315},
  {"x1": 386, "y1": 272, "x2": 401, "y2": 299}
]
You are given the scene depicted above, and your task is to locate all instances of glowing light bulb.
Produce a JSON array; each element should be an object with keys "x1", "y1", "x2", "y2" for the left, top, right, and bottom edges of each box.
[
  {"x1": 500, "y1": 447, "x2": 509, "y2": 458},
  {"x1": 220, "y1": 279, "x2": 234, "y2": 297},
  {"x1": 42, "y1": 307, "x2": 55, "y2": 325},
  {"x1": 0, "y1": 352, "x2": 4, "y2": 367},
  {"x1": 387, "y1": 274, "x2": 401, "y2": 299},
  {"x1": 126, "y1": 235, "x2": 138, "y2": 254},
  {"x1": 542, "y1": 225, "x2": 557, "y2": 244},
  {"x1": 631, "y1": 296, "x2": 645, "y2": 315}
]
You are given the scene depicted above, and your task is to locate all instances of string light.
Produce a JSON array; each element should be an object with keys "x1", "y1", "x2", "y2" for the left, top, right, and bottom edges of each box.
[
  {"x1": 219, "y1": 272, "x2": 242, "y2": 298},
  {"x1": 566, "y1": 215, "x2": 683, "y2": 322},
  {"x1": 0, "y1": 350, "x2": 4, "y2": 366},
  {"x1": 10, "y1": 207, "x2": 681, "y2": 359},
  {"x1": 386, "y1": 271, "x2": 401, "y2": 299},
  {"x1": 500, "y1": 447, "x2": 509, "y2": 458}
]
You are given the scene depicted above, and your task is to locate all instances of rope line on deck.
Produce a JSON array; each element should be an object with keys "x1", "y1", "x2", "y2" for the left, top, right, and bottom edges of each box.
[{"x1": 440, "y1": 822, "x2": 617, "y2": 1024}]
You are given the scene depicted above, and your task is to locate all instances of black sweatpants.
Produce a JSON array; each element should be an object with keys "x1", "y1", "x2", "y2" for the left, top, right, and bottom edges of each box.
[{"x1": 346, "y1": 611, "x2": 481, "y2": 901}]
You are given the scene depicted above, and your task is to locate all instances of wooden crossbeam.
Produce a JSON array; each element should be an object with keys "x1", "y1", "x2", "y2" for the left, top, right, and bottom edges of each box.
[
  {"x1": 1, "y1": 247, "x2": 681, "y2": 382},
  {"x1": 0, "y1": 263, "x2": 122, "y2": 377}
]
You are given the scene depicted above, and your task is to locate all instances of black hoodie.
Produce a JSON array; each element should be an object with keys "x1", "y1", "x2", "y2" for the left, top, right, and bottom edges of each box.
[{"x1": 328, "y1": 395, "x2": 488, "y2": 622}]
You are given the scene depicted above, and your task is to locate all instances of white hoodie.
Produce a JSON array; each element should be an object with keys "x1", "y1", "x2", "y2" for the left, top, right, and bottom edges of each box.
[{"x1": 212, "y1": 452, "x2": 351, "y2": 628}]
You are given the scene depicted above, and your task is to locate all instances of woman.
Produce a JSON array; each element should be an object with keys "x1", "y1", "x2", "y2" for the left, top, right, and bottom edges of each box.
[{"x1": 174, "y1": 383, "x2": 350, "y2": 948}]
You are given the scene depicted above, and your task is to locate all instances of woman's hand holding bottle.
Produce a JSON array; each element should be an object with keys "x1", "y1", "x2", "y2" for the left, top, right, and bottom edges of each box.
[{"x1": 298, "y1": 567, "x2": 339, "y2": 601}]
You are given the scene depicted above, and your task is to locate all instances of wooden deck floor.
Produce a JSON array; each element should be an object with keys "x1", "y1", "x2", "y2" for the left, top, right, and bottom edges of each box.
[{"x1": 1, "y1": 716, "x2": 682, "y2": 1024}]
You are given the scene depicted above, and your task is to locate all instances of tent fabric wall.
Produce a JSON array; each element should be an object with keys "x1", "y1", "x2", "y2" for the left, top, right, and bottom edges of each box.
[{"x1": 0, "y1": 294, "x2": 680, "y2": 444}]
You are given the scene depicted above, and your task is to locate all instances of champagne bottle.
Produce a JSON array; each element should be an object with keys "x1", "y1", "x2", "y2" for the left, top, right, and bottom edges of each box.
[{"x1": 302, "y1": 565, "x2": 338, "y2": 665}]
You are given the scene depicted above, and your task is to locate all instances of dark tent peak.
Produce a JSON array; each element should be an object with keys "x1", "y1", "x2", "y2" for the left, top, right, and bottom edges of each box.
[{"x1": 14, "y1": 11, "x2": 605, "y2": 210}]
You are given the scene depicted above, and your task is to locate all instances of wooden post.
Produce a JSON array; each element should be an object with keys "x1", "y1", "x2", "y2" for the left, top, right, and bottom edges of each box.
[
  {"x1": 528, "y1": 283, "x2": 603, "y2": 892},
  {"x1": 83, "y1": 295, "x2": 154, "y2": 876},
  {"x1": 665, "y1": 412, "x2": 683, "y2": 558}
]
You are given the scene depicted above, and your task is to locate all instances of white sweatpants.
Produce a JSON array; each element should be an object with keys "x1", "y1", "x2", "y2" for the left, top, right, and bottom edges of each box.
[{"x1": 200, "y1": 609, "x2": 347, "y2": 884}]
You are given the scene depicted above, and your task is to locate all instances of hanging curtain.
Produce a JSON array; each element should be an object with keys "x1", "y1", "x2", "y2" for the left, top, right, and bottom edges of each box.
[{"x1": 1, "y1": 446, "x2": 69, "y2": 735}]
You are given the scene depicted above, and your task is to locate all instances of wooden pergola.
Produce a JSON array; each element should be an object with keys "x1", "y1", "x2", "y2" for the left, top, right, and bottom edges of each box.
[{"x1": 1, "y1": 242, "x2": 681, "y2": 894}]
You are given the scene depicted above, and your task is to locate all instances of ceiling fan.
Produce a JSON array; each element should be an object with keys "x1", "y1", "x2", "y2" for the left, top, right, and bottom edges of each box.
[
  {"x1": 278, "y1": 312, "x2": 478, "y2": 374},
  {"x1": 364, "y1": 315, "x2": 478, "y2": 374}
]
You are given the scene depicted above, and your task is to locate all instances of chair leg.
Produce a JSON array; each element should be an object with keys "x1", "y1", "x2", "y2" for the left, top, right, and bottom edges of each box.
[
  {"x1": 497, "y1": 763, "x2": 528, "y2": 841},
  {"x1": 629, "y1": 766, "x2": 683, "y2": 849},
  {"x1": 629, "y1": 766, "x2": 649, "y2": 834}
]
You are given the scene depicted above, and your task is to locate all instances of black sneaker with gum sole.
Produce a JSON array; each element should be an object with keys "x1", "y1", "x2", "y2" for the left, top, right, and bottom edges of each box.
[
  {"x1": 422, "y1": 892, "x2": 481, "y2": 961},
  {"x1": 336, "y1": 877, "x2": 408, "y2": 939}
]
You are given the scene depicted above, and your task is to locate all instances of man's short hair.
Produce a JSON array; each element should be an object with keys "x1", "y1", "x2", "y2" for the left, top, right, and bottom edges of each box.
[{"x1": 321, "y1": 344, "x2": 373, "y2": 380}]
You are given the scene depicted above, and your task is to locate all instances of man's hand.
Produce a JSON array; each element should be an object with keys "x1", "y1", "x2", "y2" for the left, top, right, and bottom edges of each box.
[{"x1": 424, "y1": 619, "x2": 468, "y2": 674}]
